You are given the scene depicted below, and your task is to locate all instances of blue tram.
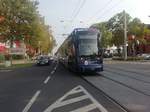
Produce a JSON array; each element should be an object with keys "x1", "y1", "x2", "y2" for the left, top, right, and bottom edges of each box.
[{"x1": 57, "y1": 28, "x2": 103, "y2": 73}]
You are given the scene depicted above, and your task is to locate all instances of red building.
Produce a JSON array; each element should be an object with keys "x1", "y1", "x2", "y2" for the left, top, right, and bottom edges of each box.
[
  {"x1": 0, "y1": 43, "x2": 6, "y2": 54},
  {"x1": 128, "y1": 35, "x2": 150, "y2": 55}
]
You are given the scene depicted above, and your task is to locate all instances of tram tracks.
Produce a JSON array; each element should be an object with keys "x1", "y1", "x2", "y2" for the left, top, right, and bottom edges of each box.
[
  {"x1": 80, "y1": 76, "x2": 129, "y2": 112},
  {"x1": 81, "y1": 65, "x2": 150, "y2": 112},
  {"x1": 104, "y1": 66, "x2": 150, "y2": 96},
  {"x1": 105, "y1": 66, "x2": 150, "y2": 78},
  {"x1": 101, "y1": 73, "x2": 150, "y2": 97},
  {"x1": 81, "y1": 72, "x2": 150, "y2": 112},
  {"x1": 104, "y1": 68, "x2": 150, "y2": 84}
]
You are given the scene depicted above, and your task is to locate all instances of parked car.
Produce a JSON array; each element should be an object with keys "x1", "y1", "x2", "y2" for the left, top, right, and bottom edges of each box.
[
  {"x1": 103, "y1": 50, "x2": 113, "y2": 58},
  {"x1": 36, "y1": 55, "x2": 50, "y2": 66},
  {"x1": 143, "y1": 54, "x2": 150, "y2": 60},
  {"x1": 49, "y1": 56, "x2": 54, "y2": 62},
  {"x1": 139, "y1": 54, "x2": 150, "y2": 60}
]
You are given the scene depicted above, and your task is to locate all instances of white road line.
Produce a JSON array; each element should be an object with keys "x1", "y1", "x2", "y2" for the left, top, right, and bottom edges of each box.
[
  {"x1": 71, "y1": 104, "x2": 97, "y2": 112},
  {"x1": 44, "y1": 76, "x2": 51, "y2": 84},
  {"x1": 54, "y1": 64, "x2": 58, "y2": 71},
  {"x1": 69, "y1": 89, "x2": 83, "y2": 94},
  {"x1": 44, "y1": 94, "x2": 88, "y2": 112},
  {"x1": 54, "y1": 67, "x2": 57, "y2": 70},
  {"x1": 51, "y1": 70, "x2": 55, "y2": 74},
  {"x1": 44, "y1": 85, "x2": 108, "y2": 112},
  {"x1": 22, "y1": 90, "x2": 41, "y2": 112},
  {"x1": 53, "y1": 95, "x2": 89, "y2": 108},
  {"x1": 80, "y1": 86, "x2": 108, "y2": 112}
]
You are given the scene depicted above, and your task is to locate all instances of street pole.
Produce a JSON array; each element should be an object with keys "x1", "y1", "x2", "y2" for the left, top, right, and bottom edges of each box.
[{"x1": 124, "y1": 10, "x2": 127, "y2": 60}]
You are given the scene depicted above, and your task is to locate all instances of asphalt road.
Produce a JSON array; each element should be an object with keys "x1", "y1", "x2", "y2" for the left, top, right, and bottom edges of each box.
[
  {"x1": 0, "y1": 61, "x2": 125, "y2": 112},
  {"x1": 84, "y1": 61, "x2": 150, "y2": 112}
]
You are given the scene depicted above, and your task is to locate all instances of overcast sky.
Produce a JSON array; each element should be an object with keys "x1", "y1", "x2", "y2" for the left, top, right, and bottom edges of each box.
[{"x1": 37, "y1": 0, "x2": 150, "y2": 52}]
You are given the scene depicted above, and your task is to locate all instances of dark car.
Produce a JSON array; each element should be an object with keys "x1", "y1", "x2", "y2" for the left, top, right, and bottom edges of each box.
[{"x1": 36, "y1": 56, "x2": 50, "y2": 66}]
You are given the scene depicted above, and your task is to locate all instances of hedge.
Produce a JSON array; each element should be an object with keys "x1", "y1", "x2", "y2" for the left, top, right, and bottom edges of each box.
[
  {"x1": 0, "y1": 54, "x2": 5, "y2": 63},
  {"x1": 112, "y1": 57, "x2": 144, "y2": 61}
]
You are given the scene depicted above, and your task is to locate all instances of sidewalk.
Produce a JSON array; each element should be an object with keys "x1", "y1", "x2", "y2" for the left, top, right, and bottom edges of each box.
[
  {"x1": 0, "y1": 60, "x2": 35, "y2": 69},
  {"x1": 12, "y1": 60, "x2": 34, "y2": 64}
]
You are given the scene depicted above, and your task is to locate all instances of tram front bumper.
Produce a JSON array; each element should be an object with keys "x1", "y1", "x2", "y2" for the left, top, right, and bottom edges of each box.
[{"x1": 79, "y1": 64, "x2": 103, "y2": 72}]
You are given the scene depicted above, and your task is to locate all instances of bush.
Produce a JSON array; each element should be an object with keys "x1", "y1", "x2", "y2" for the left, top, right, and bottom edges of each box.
[
  {"x1": 112, "y1": 57, "x2": 144, "y2": 61},
  {"x1": 0, "y1": 54, "x2": 5, "y2": 62},
  {"x1": 0, "y1": 54, "x2": 25, "y2": 62},
  {"x1": 12, "y1": 55, "x2": 24, "y2": 60},
  {"x1": 5, "y1": 54, "x2": 11, "y2": 61}
]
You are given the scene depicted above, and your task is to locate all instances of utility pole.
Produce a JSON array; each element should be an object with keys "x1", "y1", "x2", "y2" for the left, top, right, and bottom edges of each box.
[{"x1": 124, "y1": 10, "x2": 127, "y2": 60}]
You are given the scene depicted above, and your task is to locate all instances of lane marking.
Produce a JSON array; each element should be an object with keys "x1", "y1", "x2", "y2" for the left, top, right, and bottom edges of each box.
[
  {"x1": 22, "y1": 90, "x2": 41, "y2": 112},
  {"x1": 54, "y1": 64, "x2": 58, "y2": 71},
  {"x1": 71, "y1": 104, "x2": 98, "y2": 112},
  {"x1": 43, "y1": 85, "x2": 108, "y2": 112},
  {"x1": 80, "y1": 86, "x2": 108, "y2": 112},
  {"x1": 44, "y1": 76, "x2": 51, "y2": 84},
  {"x1": 54, "y1": 67, "x2": 57, "y2": 70},
  {"x1": 51, "y1": 70, "x2": 55, "y2": 74},
  {"x1": 51, "y1": 95, "x2": 89, "y2": 109}
]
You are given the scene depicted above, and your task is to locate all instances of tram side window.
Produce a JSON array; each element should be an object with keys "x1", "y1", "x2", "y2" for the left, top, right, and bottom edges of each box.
[{"x1": 67, "y1": 38, "x2": 73, "y2": 57}]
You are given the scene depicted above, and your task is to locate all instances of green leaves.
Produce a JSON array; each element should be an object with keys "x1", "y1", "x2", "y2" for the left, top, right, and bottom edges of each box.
[
  {"x1": 107, "y1": 11, "x2": 131, "y2": 47},
  {"x1": 0, "y1": 0, "x2": 55, "y2": 54},
  {"x1": 91, "y1": 22, "x2": 112, "y2": 48},
  {"x1": 92, "y1": 11, "x2": 150, "y2": 48}
]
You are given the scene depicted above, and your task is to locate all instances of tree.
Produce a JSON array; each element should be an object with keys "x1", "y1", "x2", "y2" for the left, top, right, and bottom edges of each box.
[
  {"x1": 128, "y1": 18, "x2": 144, "y2": 37},
  {"x1": 29, "y1": 17, "x2": 56, "y2": 54},
  {"x1": 91, "y1": 22, "x2": 112, "y2": 48},
  {"x1": 91, "y1": 11, "x2": 150, "y2": 56},
  {"x1": 0, "y1": 0, "x2": 56, "y2": 54},
  {"x1": 0, "y1": 0, "x2": 39, "y2": 42},
  {"x1": 143, "y1": 25, "x2": 150, "y2": 45},
  {"x1": 107, "y1": 11, "x2": 131, "y2": 48}
]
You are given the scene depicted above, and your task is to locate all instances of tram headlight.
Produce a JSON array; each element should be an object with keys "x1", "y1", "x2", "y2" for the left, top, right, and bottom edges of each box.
[
  {"x1": 79, "y1": 58, "x2": 89, "y2": 65},
  {"x1": 84, "y1": 60, "x2": 88, "y2": 65}
]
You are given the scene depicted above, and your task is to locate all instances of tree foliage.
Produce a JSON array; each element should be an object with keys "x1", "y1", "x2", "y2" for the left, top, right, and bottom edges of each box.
[
  {"x1": 107, "y1": 11, "x2": 131, "y2": 47},
  {"x1": 0, "y1": 0, "x2": 55, "y2": 53},
  {"x1": 128, "y1": 18, "x2": 144, "y2": 37},
  {"x1": 92, "y1": 11, "x2": 150, "y2": 50},
  {"x1": 91, "y1": 22, "x2": 112, "y2": 48}
]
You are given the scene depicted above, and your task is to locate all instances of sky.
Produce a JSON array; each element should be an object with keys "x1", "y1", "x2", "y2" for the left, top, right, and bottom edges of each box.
[{"x1": 37, "y1": 0, "x2": 150, "y2": 53}]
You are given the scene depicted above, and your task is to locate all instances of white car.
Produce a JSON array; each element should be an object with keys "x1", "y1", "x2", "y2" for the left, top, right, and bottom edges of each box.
[{"x1": 140, "y1": 54, "x2": 150, "y2": 60}]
